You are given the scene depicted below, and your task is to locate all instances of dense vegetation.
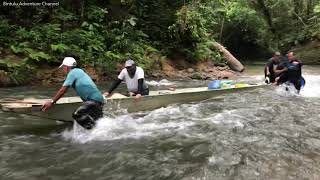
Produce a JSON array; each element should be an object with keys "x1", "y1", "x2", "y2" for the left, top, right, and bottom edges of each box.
[{"x1": 0, "y1": 0, "x2": 320, "y2": 85}]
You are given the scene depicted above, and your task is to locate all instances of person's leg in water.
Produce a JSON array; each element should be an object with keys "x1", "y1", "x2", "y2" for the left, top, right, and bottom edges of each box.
[
  {"x1": 292, "y1": 78, "x2": 302, "y2": 94},
  {"x1": 72, "y1": 101, "x2": 103, "y2": 129},
  {"x1": 264, "y1": 67, "x2": 269, "y2": 83}
]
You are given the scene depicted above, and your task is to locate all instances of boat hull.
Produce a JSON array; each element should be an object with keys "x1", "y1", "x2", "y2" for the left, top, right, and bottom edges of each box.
[{"x1": 0, "y1": 84, "x2": 266, "y2": 122}]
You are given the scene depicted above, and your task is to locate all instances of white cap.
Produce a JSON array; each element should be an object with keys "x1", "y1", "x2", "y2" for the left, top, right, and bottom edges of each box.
[
  {"x1": 125, "y1": 59, "x2": 135, "y2": 67},
  {"x1": 59, "y1": 57, "x2": 77, "y2": 68}
]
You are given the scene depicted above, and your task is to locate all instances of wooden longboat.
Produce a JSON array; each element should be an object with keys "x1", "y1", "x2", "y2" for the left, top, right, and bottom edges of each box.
[{"x1": 0, "y1": 84, "x2": 266, "y2": 122}]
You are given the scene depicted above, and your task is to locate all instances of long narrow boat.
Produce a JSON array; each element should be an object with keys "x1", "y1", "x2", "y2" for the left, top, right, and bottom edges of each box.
[{"x1": 0, "y1": 83, "x2": 266, "y2": 122}]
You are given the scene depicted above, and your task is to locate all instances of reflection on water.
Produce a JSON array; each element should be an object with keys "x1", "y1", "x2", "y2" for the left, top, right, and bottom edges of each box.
[{"x1": 0, "y1": 65, "x2": 319, "y2": 180}]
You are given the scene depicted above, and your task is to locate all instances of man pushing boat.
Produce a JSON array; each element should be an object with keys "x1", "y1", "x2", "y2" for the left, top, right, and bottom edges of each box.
[
  {"x1": 104, "y1": 59, "x2": 149, "y2": 99},
  {"x1": 275, "y1": 52, "x2": 305, "y2": 93},
  {"x1": 264, "y1": 51, "x2": 281, "y2": 84},
  {"x1": 41, "y1": 56, "x2": 104, "y2": 129}
]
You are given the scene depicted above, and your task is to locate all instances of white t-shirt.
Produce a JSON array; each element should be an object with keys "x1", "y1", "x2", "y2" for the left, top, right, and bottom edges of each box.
[{"x1": 118, "y1": 66, "x2": 147, "y2": 92}]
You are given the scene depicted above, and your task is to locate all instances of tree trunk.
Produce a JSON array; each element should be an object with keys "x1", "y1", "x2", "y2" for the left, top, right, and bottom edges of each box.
[
  {"x1": 219, "y1": 18, "x2": 225, "y2": 43},
  {"x1": 213, "y1": 42, "x2": 244, "y2": 72},
  {"x1": 248, "y1": 0, "x2": 276, "y2": 34}
]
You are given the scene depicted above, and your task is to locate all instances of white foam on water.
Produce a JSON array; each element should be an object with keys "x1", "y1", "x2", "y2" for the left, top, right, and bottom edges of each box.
[
  {"x1": 208, "y1": 110, "x2": 245, "y2": 128},
  {"x1": 61, "y1": 73, "x2": 319, "y2": 144},
  {"x1": 299, "y1": 75, "x2": 320, "y2": 98},
  {"x1": 274, "y1": 75, "x2": 320, "y2": 98},
  {"x1": 62, "y1": 106, "x2": 195, "y2": 144},
  {"x1": 275, "y1": 84, "x2": 300, "y2": 96},
  {"x1": 146, "y1": 79, "x2": 174, "y2": 86}
]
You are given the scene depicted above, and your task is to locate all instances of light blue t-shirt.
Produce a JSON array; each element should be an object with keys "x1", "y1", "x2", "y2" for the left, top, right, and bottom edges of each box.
[{"x1": 63, "y1": 68, "x2": 104, "y2": 103}]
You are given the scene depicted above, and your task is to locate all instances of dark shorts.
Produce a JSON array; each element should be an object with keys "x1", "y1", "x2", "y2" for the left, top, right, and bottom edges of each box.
[
  {"x1": 277, "y1": 73, "x2": 288, "y2": 85},
  {"x1": 289, "y1": 77, "x2": 303, "y2": 91},
  {"x1": 72, "y1": 101, "x2": 103, "y2": 129}
]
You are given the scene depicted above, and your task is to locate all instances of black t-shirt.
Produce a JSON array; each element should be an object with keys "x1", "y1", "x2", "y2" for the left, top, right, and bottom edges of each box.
[
  {"x1": 286, "y1": 60, "x2": 302, "y2": 80},
  {"x1": 266, "y1": 58, "x2": 280, "y2": 74},
  {"x1": 277, "y1": 58, "x2": 289, "y2": 70}
]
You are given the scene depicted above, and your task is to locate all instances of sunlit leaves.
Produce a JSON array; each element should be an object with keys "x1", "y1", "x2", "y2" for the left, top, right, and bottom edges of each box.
[
  {"x1": 50, "y1": 44, "x2": 69, "y2": 53},
  {"x1": 314, "y1": 4, "x2": 320, "y2": 13}
]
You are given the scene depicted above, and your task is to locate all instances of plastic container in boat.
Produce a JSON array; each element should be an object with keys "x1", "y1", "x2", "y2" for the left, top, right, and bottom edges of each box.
[
  {"x1": 208, "y1": 80, "x2": 221, "y2": 89},
  {"x1": 235, "y1": 83, "x2": 249, "y2": 88},
  {"x1": 220, "y1": 80, "x2": 233, "y2": 89}
]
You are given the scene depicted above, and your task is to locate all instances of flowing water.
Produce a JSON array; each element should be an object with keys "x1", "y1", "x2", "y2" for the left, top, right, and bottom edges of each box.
[{"x1": 0, "y1": 65, "x2": 320, "y2": 180}]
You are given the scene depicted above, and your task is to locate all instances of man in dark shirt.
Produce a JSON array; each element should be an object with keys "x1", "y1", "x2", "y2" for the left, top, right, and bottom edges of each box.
[
  {"x1": 285, "y1": 52, "x2": 303, "y2": 91},
  {"x1": 275, "y1": 52, "x2": 304, "y2": 92},
  {"x1": 264, "y1": 52, "x2": 281, "y2": 83}
]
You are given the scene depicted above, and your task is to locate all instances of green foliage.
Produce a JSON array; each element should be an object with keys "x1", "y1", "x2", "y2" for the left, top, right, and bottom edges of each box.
[
  {"x1": 1, "y1": 59, "x2": 34, "y2": 85},
  {"x1": 87, "y1": 7, "x2": 108, "y2": 23},
  {"x1": 27, "y1": 50, "x2": 51, "y2": 62},
  {"x1": 50, "y1": 44, "x2": 69, "y2": 53},
  {"x1": 1, "y1": 0, "x2": 320, "y2": 82},
  {"x1": 0, "y1": 19, "x2": 14, "y2": 46},
  {"x1": 315, "y1": 4, "x2": 320, "y2": 13},
  {"x1": 248, "y1": 0, "x2": 320, "y2": 50},
  {"x1": 10, "y1": 44, "x2": 52, "y2": 62}
]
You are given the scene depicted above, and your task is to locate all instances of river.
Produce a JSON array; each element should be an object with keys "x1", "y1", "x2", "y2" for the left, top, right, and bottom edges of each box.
[{"x1": 0, "y1": 65, "x2": 319, "y2": 180}]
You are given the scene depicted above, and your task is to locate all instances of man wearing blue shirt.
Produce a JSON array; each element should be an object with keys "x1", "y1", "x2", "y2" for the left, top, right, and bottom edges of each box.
[{"x1": 41, "y1": 57, "x2": 104, "y2": 129}]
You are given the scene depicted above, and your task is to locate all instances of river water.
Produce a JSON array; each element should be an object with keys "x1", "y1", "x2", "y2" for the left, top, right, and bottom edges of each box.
[{"x1": 0, "y1": 65, "x2": 319, "y2": 180}]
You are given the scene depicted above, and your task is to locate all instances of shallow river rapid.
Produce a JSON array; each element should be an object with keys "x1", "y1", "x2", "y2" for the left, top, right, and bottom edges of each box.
[{"x1": 0, "y1": 65, "x2": 319, "y2": 180}]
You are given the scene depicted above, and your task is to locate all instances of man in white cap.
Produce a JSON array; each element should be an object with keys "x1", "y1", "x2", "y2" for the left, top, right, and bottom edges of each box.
[
  {"x1": 41, "y1": 56, "x2": 104, "y2": 129},
  {"x1": 104, "y1": 59, "x2": 149, "y2": 99}
]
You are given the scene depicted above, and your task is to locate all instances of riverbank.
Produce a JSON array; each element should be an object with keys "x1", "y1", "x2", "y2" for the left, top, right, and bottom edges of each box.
[
  {"x1": 32, "y1": 45, "x2": 320, "y2": 86},
  {"x1": 3, "y1": 39, "x2": 319, "y2": 87},
  {"x1": 32, "y1": 59, "x2": 237, "y2": 86}
]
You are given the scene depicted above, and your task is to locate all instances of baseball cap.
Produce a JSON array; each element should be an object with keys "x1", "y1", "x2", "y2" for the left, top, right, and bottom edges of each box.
[
  {"x1": 59, "y1": 57, "x2": 77, "y2": 68},
  {"x1": 125, "y1": 59, "x2": 135, "y2": 67}
]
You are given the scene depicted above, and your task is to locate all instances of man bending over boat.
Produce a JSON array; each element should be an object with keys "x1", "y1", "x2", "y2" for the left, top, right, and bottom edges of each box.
[
  {"x1": 104, "y1": 59, "x2": 149, "y2": 99},
  {"x1": 264, "y1": 51, "x2": 281, "y2": 84},
  {"x1": 41, "y1": 57, "x2": 104, "y2": 129}
]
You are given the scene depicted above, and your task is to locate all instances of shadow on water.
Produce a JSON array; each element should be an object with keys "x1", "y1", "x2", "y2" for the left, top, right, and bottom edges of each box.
[{"x1": 0, "y1": 112, "x2": 71, "y2": 135}]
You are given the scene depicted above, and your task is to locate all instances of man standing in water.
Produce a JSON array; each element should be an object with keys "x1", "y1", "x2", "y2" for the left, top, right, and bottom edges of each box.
[
  {"x1": 264, "y1": 51, "x2": 281, "y2": 84},
  {"x1": 284, "y1": 52, "x2": 304, "y2": 92},
  {"x1": 275, "y1": 52, "x2": 304, "y2": 92},
  {"x1": 41, "y1": 56, "x2": 104, "y2": 129},
  {"x1": 104, "y1": 59, "x2": 149, "y2": 99}
]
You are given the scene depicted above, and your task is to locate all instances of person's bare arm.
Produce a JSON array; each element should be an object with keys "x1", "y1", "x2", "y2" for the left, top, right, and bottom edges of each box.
[
  {"x1": 41, "y1": 86, "x2": 69, "y2": 111},
  {"x1": 104, "y1": 78, "x2": 122, "y2": 97},
  {"x1": 266, "y1": 66, "x2": 270, "y2": 75},
  {"x1": 274, "y1": 67, "x2": 288, "y2": 74}
]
